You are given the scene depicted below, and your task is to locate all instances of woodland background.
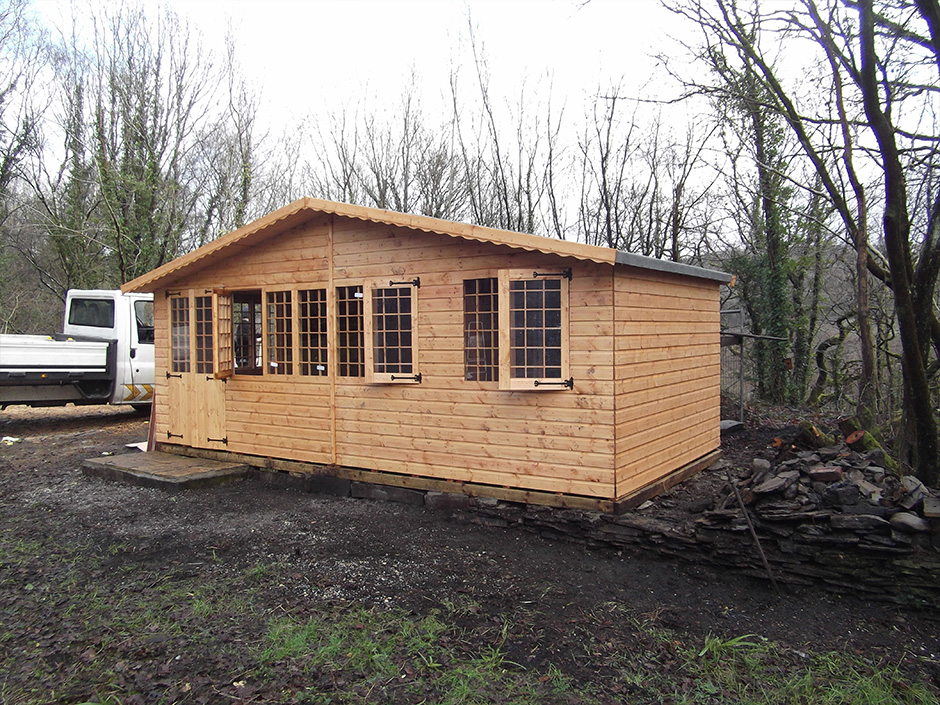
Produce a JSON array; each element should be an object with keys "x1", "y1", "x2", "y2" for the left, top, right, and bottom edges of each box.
[{"x1": 1, "y1": 0, "x2": 939, "y2": 483}]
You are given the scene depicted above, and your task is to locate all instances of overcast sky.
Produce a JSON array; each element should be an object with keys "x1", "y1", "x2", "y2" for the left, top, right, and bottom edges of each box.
[{"x1": 35, "y1": 0, "x2": 687, "y2": 131}]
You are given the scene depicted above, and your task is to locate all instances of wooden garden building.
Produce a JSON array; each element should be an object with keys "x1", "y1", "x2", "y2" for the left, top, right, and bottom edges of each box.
[{"x1": 122, "y1": 198, "x2": 732, "y2": 512}]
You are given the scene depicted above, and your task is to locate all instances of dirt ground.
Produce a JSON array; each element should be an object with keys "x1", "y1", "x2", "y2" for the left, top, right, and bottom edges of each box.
[{"x1": 2, "y1": 405, "x2": 939, "y2": 702}]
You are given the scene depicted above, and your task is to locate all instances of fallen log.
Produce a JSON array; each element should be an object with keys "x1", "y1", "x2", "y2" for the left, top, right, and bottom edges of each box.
[
  {"x1": 794, "y1": 421, "x2": 836, "y2": 449},
  {"x1": 846, "y1": 429, "x2": 899, "y2": 472},
  {"x1": 838, "y1": 416, "x2": 862, "y2": 438}
]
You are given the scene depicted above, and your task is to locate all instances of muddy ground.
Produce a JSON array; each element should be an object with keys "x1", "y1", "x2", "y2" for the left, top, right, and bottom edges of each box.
[{"x1": 1, "y1": 405, "x2": 939, "y2": 702}]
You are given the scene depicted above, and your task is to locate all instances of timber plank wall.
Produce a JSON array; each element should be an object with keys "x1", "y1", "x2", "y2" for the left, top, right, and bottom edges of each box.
[{"x1": 152, "y1": 212, "x2": 721, "y2": 505}]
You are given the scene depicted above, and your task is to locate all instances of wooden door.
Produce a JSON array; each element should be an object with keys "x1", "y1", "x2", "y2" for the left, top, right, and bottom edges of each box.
[
  {"x1": 167, "y1": 292, "x2": 228, "y2": 450},
  {"x1": 188, "y1": 293, "x2": 228, "y2": 449},
  {"x1": 166, "y1": 295, "x2": 191, "y2": 445},
  {"x1": 189, "y1": 373, "x2": 227, "y2": 449}
]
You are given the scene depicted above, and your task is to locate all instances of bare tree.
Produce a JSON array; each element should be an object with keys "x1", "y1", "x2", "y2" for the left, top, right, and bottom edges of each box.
[{"x1": 672, "y1": 0, "x2": 940, "y2": 482}]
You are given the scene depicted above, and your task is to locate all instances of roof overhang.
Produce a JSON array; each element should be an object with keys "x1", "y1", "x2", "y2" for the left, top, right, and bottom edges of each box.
[{"x1": 122, "y1": 198, "x2": 732, "y2": 293}]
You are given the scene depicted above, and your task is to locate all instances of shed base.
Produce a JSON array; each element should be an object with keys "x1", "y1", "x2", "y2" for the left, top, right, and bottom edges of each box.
[{"x1": 153, "y1": 443, "x2": 721, "y2": 514}]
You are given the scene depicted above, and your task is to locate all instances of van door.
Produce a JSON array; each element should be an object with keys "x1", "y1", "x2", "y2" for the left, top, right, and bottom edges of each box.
[
  {"x1": 128, "y1": 297, "x2": 155, "y2": 404},
  {"x1": 116, "y1": 296, "x2": 156, "y2": 405}
]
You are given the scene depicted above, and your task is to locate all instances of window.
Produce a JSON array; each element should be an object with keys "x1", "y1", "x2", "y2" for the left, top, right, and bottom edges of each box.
[
  {"x1": 233, "y1": 291, "x2": 262, "y2": 375},
  {"x1": 364, "y1": 279, "x2": 420, "y2": 383},
  {"x1": 266, "y1": 290, "x2": 293, "y2": 375},
  {"x1": 336, "y1": 285, "x2": 364, "y2": 377},
  {"x1": 299, "y1": 288, "x2": 328, "y2": 376},
  {"x1": 134, "y1": 300, "x2": 154, "y2": 344},
  {"x1": 68, "y1": 298, "x2": 115, "y2": 328},
  {"x1": 464, "y1": 278, "x2": 498, "y2": 381},
  {"x1": 373, "y1": 287, "x2": 412, "y2": 374},
  {"x1": 215, "y1": 292, "x2": 234, "y2": 379},
  {"x1": 498, "y1": 269, "x2": 570, "y2": 390},
  {"x1": 170, "y1": 296, "x2": 190, "y2": 373},
  {"x1": 194, "y1": 295, "x2": 214, "y2": 374}
]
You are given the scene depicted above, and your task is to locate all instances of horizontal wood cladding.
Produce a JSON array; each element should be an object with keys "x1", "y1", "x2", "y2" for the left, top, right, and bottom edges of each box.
[
  {"x1": 335, "y1": 452, "x2": 614, "y2": 498},
  {"x1": 617, "y1": 424, "x2": 718, "y2": 491},
  {"x1": 613, "y1": 266, "x2": 721, "y2": 500},
  {"x1": 334, "y1": 393, "x2": 613, "y2": 425},
  {"x1": 149, "y1": 214, "x2": 725, "y2": 505}
]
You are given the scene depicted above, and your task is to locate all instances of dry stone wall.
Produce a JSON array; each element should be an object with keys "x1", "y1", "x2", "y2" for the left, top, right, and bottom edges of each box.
[{"x1": 458, "y1": 442, "x2": 940, "y2": 608}]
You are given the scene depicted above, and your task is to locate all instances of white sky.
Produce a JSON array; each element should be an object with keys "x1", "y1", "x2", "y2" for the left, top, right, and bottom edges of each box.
[{"x1": 35, "y1": 0, "x2": 685, "y2": 132}]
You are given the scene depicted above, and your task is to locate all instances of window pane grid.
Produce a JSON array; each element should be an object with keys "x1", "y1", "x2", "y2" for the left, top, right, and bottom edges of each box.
[
  {"x1": 464, "y1": 278, "x2": 498, "y2": 381},
  {"x1": 233, "y1": 293, "x2": 262, "y2": 374},
  {"x1": 336, "y1": 286, "x2": 364, "y2": 377},
  {"x1": 373, "y1": 287, "x2": 413, "y2": 375},
  {"x1": 266, "y1": 290, "x2": 293, "y2": 375},
  {"x1": 509, "y1": 279, "x2": 563, "y2": 379},
  {"x1": 216, "y1": 294, "x2": 233, "y2": 375},
  {"x1": 170, "y1": 296, "x2": 190, "y2": 373},
  {"x1": 299, "y1": 288, "x2": 328, "y2": 376},
  {"x1": 194, "y1": 295, "x2": 213, "y2": 374}
]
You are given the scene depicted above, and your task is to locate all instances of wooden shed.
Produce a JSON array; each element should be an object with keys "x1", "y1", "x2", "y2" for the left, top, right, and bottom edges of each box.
[{"x1": 122, "y1": 198, "x2": 732, "y2": 512}]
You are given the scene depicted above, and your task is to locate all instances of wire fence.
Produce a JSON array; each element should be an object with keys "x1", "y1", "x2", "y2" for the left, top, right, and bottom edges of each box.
[{"x1": 720, "y1": 309, "x2": 747, "y2": 422}]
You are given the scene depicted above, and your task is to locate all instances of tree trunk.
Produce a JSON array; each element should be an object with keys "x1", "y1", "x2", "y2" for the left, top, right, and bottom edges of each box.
[{"x1": 858, "y1": 0, "x2": 938, "y2": 486}]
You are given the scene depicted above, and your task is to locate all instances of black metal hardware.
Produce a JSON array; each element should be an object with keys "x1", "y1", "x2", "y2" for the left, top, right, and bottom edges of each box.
[
  {"x1": 165, "y1": 290, "x2": 181, "y2": 298},
  {"x1": 534, "y1": 377, "x2": 574, "y2": 389},
  {"x1": 533, "y1": 268, "x2": 572, "y2": 280},
  {"x1": 207, "y1": 437, "x2": 228, "y2": 445},
  {"x1": 166, "y1": 372, "x2": 182, "y2": 379},
  {"x1": 389, "y1": 277, "x2": 420, "y2": 288},
  {"x1": 205, "y1": 375, "x2": 227, "y2": 383},
  {"x1": 167, "y1": 431, "x2": 183, "y2": 439},
  {"x1": 391, "y1": 373, "x2": 422, "y2": 383},
  {"x1": 205, "y1": 289, "x2": 212, "y2": 294}
]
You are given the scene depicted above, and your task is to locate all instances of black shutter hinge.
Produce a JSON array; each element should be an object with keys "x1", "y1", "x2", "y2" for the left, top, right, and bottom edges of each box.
[
  {"x1": 533, "y1": 268, "x2": 572, "y2": 280},
  {"x1": 534, "y1": 377, "x2": 573, "y2": 389}
]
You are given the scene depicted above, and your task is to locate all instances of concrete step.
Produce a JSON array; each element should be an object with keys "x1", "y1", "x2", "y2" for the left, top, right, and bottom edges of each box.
[{"x1": 83, "y1": 451, "x2": 248, "y2": 491}]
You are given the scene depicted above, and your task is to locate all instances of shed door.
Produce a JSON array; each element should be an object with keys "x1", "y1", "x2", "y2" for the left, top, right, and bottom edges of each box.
[
  {"x1": 167, "y1": 295, "x2": 191, "y2": 444},
  {"x1": 167, "y1": 293, "x2": 227, "y2": 449},
  {"x1": 190, "y1": 294, "x2": 228, "y2": 449}
]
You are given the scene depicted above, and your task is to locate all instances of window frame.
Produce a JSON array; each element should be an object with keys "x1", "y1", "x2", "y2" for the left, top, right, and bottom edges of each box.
[
  {"x1": 363, "y1": 277, "x2": 421, "y2": 384},
  {"x1": 336, "y1": 285, "x2": 365, "y2": 378},
  {"x1": 463, "y1": 277, "x2": 499, "y2": 382},
  {"x1": 265, "y1": 289, "x2": 294, "y2": 376},
  {"x1": 193, "y1": 294, "x2": 214, "y2": 375},
  {"x1": 298, "y1": 287, "x2": 329, "y2": 376},
  {"x1": 213, "y1": 291, "x2": 234, "y2": 379},
  {"x1": 170, "y1": 295, "x2": 191, "y2": 374},
  {"x1": 232, "y1": 290, "x2": 263, "y2": 376},
  {"x1": 497, "y1": 268, "x2": 571, "y2": 391}
]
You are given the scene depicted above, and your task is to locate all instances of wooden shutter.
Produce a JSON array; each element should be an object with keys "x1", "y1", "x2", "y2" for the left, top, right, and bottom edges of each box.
[
  {"x1": 364, "y1": 277, "x2": 421, "y2": 384},
  {"x1": 214, "y1": 291, "x2": 234, "y2": 379},
  {"x1": 498, "y1": 268, "x2": 572, "y2": 391}
]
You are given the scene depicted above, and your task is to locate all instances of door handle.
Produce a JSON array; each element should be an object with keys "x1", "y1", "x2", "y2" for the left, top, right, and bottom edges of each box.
[{"x1": 129, "y1": 347, "x2": 136, "y2": 359}]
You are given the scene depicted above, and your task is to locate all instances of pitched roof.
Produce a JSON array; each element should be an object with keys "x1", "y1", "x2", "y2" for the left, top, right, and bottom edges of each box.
[{"x1": 122, "y1": 197, "x2": 731, "y2": 293}]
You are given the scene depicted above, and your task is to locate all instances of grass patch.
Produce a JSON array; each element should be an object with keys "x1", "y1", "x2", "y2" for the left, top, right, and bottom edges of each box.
[
  {"x1": 0, "y1": 532, "x2": 936, "y2": 704},
  {"x1": 255, "y1": 606, "x2": 545, "y2": 703},
  {"x1": 681, "y1": 632, "x2": 937, "y2": 704}
]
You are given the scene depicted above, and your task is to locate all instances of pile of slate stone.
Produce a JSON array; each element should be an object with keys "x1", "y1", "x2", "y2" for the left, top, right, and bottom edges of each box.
[{"x1": 717, "y1": 442, "x2": 936, "y2": 551}]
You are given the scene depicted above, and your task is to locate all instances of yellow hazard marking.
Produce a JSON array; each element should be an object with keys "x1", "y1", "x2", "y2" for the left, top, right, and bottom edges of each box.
[{"x1": 123, "y1": 383, "x2": 153, "y2": 402}]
